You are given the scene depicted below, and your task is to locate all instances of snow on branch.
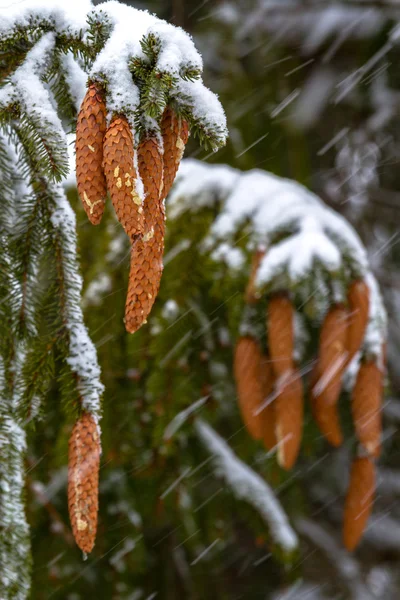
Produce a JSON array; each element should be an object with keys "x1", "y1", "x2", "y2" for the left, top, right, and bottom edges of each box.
[
  {"x1": 0, "y1": 0, "x2": 92, "y2": 36},
  {"x1": 0, "y1": 0, "x2": 227, "y2": 151},
  {"x1": 169, "y1": 159, "x2": 387, "y2": 360},
  {"x1": 0, "y1": 357, "x2": 31, "y2": 600},
  {"x1": 0, "y1": 32, "x2": 69, "y2": 181},
  {"x1": 195, "y1": 419, "x2": 298, "y2": 554},
  {"x1": 49, "y1": 183, "x2": 103, "y2": 418},
  {"x1": 171, "y1": 159, "x2": 368, "y2": 281}
]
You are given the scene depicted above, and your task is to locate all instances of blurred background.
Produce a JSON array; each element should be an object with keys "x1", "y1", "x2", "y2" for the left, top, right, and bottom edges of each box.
[{"x1": 29, "y1": 1, "x2": 400, "y2": 598}]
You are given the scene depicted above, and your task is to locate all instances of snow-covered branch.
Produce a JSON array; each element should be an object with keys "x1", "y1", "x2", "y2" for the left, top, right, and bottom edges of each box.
[
  {"x1": 49, "y1": 183, "x2": 103, "y2": 417},
  {"x1": 195, "y1": 419, "x2": 298, "y2": 555},
  {"x1": 169, "y1": 158, "x2": 387, "y2": 364}
]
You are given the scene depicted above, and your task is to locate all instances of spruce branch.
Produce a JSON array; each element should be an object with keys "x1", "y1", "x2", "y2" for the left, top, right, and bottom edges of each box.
[
  {"x1": 12, "y1": 115, "x2": 69, "y2": 183},
  {"x1": 44, "y1": 182, "x2": 103, "y2": 418},
  {"x1": 0, "y1": 351, "x2": 32, "y2": 600}
]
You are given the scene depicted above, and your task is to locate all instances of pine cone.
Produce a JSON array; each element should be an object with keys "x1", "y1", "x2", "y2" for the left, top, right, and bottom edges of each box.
[
  {"x1": 310, "y1": 360, "x2": 343, "y2": 447},
  {"x1": 352, "y1": 362, "x2": 382, "y2": 457},
  {"x1": 312, "y1": 305, "x2": 348, "y2": 446},
  {"x1": 76, "y1": 83, "x2": 107, "y2": 225},
  {"x1": 234, "y1": 336, "x2": 264, "y2": 440},
  {"x1": 160, "y1": 107, "x2": 189, "y2": 200},
  {"x1": 346, "y1": 280, "x2": 370, "y2": 365},
  {"x1": 316, "y1": 305, "x2": 349, "y2": 403},
  {"x1": 68, "y1": 412, "x2": 101, "y2": 554},
  {"x1": 343, "y1": 456, "x2": 375, "y2": 551},
  {"x1": 267, "y1": 294, "x2": 294, "y2": 377},
  {"x1": 124, "y1": 137, "x2": 164, "y2": 334},
  {"x1": 103, "y1": 116, "x2": 144, "y2": 241},
  {"x1": 275, "y1": 370, "x2": 303, "y2": 470},
  {"x1": 259, "y1": 355, "x2": 276, "y2": 450}
]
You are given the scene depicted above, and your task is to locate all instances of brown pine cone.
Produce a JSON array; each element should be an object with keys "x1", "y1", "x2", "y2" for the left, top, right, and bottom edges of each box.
[
  {"x1": 234, "y1": 336, "x2": 264, "y2": 441},
  {"x1": 124, "y1": 137, "x2": 164, "y2": 334},
  {"x1": 267, "y1": 294, "x2": 294, "y2": 377},
  {"x1": 343, "y1": 456, "x2": 375, "y2": 551},
  {"x1": 275, "y1": 369, "x2": 303, "y2": 470},
  {"x1": 103, "y1": 116, "x2": 144, "y2": 241},
  {"x1": 346, "y1": 280, "x2": 370, "y2": 365},
  {"x1": 76, "y1": 83, "x2": 107, "y2": 225},
  {"x1": 312, "y1": 305, "x2": 348, "y2": 446},
  {"x1": 311, "y1": 360, "x2": 343, "y2": 447},
  {"x1": 160, "y1": 107, "x2": 189, "y2": 200},
  {"x1": 259, "y1": 356, "x2": 277, "y2": 450},
  {"x1": 352, "y1": 362, "x2": 382, "y2": 458},
  {"x1": 68, "y1": 412, "x2": 101, "y2": 554},
  {"x1": 316, "y1": 305, "x2": 349, "y2": 404}
]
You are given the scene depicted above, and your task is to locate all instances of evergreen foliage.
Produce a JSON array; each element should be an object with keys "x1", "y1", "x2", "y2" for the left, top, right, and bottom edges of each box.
[
  {"x1": 0, "y1": 1, "x2": 227, "y2": 597},
  {"x1": 0, "y1": 1, "x2": 395, "y2": 599}
]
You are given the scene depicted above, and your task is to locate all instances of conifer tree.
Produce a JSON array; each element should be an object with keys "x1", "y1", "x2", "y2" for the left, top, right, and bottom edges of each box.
[
  {"x1": 0, "y1": 1, "x2": 226, "y2": 596},
  {"x1": 0, "y1": 1, "x2": 390, "y2": 599}
]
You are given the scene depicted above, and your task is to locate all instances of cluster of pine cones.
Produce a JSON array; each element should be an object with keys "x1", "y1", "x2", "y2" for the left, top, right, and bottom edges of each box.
[
  {"x1": 234, "y1": 253, "x2": 385, "y2": 551},
  {"x1": 68, "y1": 83, "x2": 189, "y2": 555},
  {"x1": 75, "y1": 82, "x2": 188, "y2": 334}
]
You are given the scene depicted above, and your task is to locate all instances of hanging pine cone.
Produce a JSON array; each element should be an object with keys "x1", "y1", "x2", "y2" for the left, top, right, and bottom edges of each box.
[
  {"x1": 68, "y1": 412, "x2": 101, "y2": 554},
  {"x1": 160, "y1": 107, "x2": 189, "y2": 200},
  {"x1": 343, "y1": 456, "x2": 375, "y2": 551},
  {"x1": 346, "y1": 280, "x2": 370, "y2": 365},
  {"x1": 267, "y1": 293, "x2": 294, "y2": 377},
  {"x1": 234, "y1": 336, "x2": 264, "y2": 441},
  {"x1": 316, "y1": 305, "x2": 349, "y2": 403},
  {"x1": 310, "y1": 360, "x2": 343, "y2": 447},
  {"x1": 312, "y1": 305, "x2": 349, "y2": 446},
  {"x1": 76, "y1": 83, "x2": 107, "y2": 225},
  {"x1": 103, "y1": 116, "x2": 144, "y2": 241},
  {"x1": 352, "y1": 362, "x2": 382, "y2": 457},
  {"x1": 125, "y1": 137, "x2": 164, "y2": 334},
  {"x1": 259, "y1": 356, "x2": 276, "y2": 450},
  {"x1": 275, "y1": 369, "x2": 303, "y2": 470}
]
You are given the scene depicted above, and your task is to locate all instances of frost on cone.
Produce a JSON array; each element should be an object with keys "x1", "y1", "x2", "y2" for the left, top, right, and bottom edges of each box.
[
  {"x1": 160, "y1": 107, "x2": 189, "y2": 200},
  {"x1": 267, "y1": 294, "x2": 294, "y2": 376},
  {"x1": 343, "y1": 456, "x2": 375, "y2": 551},
  {"x1": 346, "y1": 280, "x2": 370, "y2": 365},
  {"x1": 68, "y1": 412, "x2": 101, "y2": 554},
  {"x1": 275, "y1": 370, "x2": 303, "y2": 470},
  {"x1": 352, "y1": 362, "x2": 382, "y2": 458},
  {"x1": 259, "y1": 356, "x2": 276, "y2": 450},
  {"x1": 76, "y1": 83, "x2": 107, "y2": 225},
  {"x1": 234, "y1": 336, "x2": 264, "y2": 441},
  {"x1": 103, "y1": 116, "x2": 144, "y2": 241},
  {"x1": 312, "y1": 305, "x2": 349, "y2": 447},
  {"x1": 125, "y1": 138, "x2": 164, "y2": 334}
]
